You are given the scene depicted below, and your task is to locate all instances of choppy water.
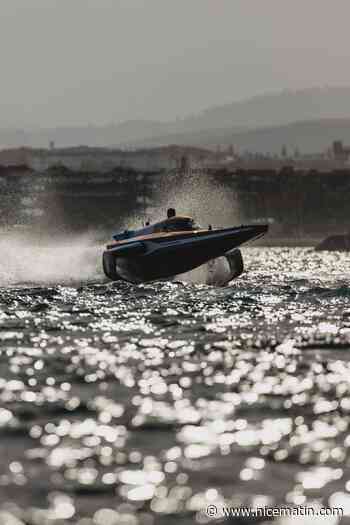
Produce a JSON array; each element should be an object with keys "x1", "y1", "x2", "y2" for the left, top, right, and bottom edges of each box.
[{"x1": 0, "y1": 247, "x2": 349, "y2": 525}]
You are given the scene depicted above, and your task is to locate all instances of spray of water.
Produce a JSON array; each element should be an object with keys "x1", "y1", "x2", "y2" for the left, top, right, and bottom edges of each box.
[
  {"x1": 177, "y1": 256, "x2": 234, "y2": 286},
  {"x1": 0, "y1": 232, "x2": 102, "y2": 286},
  {"x1": 148, "y1": 171, "x2": 240, "y2": 228}
]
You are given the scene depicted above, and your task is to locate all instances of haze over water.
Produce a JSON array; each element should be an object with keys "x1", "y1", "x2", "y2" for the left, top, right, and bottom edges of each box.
[{"x1": 0, "y1": 247, "x2": 349, "y2": 523}]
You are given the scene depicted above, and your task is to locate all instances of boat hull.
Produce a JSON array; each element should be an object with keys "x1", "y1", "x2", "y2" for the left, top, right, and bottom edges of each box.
[{"x1": 103, "y1": 224, "x2": 267, "y2": 284}]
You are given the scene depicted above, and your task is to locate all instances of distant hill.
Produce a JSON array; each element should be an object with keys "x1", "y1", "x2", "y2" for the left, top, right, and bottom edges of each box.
[
  {"x1": 2, "y1": 86, "x2": 350, "y2": 150},
  {"x1": 0, "y1": 122, "x2": 172, "y2": 150},
  {"x1": 175, "y1": 86, "x2": 350, "y2": 131},
  {"x1": 132, "y1": 118, "x2": 350, "y2": 154}
]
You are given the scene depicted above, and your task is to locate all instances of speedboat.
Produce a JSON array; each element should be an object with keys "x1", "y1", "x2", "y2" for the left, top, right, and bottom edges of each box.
[{"x1": 102, "y1": 216, "x2": 268, "y2": 284}]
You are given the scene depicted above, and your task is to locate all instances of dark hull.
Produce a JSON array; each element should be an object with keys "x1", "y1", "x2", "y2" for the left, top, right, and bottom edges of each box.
[{"x1": 103, "y1": 224, "x2": 267, "y2": 283}]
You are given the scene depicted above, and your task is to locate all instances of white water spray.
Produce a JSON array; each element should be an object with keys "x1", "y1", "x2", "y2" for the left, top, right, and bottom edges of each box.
[{"x1": 0, "y1": 232, "x2": 102, "y2": 286}]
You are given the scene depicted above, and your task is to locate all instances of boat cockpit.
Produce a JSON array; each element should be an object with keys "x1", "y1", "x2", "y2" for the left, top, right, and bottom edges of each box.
[{"x1": 113, "y1": 216, "x2": 199, "y2": 242}]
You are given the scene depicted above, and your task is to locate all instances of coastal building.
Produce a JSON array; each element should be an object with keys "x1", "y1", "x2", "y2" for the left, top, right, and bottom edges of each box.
[{"x1": 332, "y1": 140, "x2": 350, "y2": 161}]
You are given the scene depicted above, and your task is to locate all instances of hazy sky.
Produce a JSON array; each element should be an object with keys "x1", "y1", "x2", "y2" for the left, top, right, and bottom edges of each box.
[{"x1": 1, "y1": 0, "x2": 350, "y2": 128}]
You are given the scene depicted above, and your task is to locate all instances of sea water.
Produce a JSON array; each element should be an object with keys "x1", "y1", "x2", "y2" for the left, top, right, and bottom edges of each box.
[{"x1": 0, "y1": 247, "x2": 349, "y2": 524}]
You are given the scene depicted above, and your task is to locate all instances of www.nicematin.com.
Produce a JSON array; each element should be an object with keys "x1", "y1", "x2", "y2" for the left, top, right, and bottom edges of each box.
[{"x1": 203, "y1": 505, "x2": 343, "y2": 519}]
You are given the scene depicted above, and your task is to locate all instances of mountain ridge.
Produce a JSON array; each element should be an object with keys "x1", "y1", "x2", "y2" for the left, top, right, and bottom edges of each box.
[{"x1": 1, "y1": 86, "x2": 350, "y2": 151}]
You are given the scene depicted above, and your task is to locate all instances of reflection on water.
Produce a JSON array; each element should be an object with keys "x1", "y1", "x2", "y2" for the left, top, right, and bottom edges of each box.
[{"x1": 0, "y1": 248, "x2": 349, "y2": 524}]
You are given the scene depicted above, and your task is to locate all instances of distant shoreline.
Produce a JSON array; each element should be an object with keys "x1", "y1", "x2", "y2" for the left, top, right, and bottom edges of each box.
[{"x1": 0, "y1": 164, "x2": 348, "y2": 246}]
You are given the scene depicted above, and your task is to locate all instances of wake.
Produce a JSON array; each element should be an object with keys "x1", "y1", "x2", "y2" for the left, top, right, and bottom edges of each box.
[{"x1": 0, "y1": 233, "x2": 102, "y2": 286}]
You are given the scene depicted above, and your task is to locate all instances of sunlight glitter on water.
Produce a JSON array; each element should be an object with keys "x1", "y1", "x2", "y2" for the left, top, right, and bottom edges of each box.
[{"x1": 0, "y1": 248, "x2": 349, "y2": 523}]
